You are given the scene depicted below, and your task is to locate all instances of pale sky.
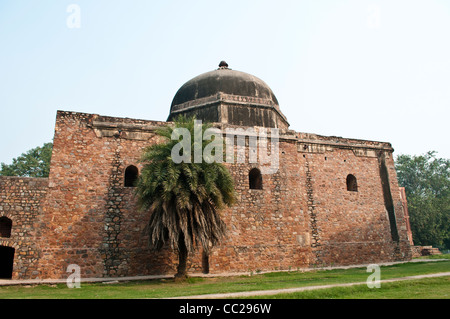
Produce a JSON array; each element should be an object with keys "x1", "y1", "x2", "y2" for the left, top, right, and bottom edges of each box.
[{"x1": 1, "y1": 0, "x2": 449, "y2": 165}]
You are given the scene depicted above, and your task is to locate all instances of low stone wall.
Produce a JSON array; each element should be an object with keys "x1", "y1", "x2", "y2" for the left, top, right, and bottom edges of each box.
[{"x1": 411, "y1": 245, "x2": 442, "y2": 257}]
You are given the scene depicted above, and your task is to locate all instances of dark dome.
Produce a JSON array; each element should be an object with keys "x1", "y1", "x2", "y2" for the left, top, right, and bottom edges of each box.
[
  {"x1": 168, "y1": 62, "x2": 289, "y2": 129},
  {"x1": 170, "y1": 67, "x2": 279, "y2": 109}
]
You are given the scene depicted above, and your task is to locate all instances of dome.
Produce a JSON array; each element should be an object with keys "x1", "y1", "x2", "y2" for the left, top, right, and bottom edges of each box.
[
  {"x1": 168, "y1": 62, "x2": 289, "y2": 129},
  {"x1": 171, "y1": 63, "x2": 279, "y2": 108}
]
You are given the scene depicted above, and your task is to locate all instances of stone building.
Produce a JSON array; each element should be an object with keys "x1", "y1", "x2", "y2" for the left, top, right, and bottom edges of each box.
[{"x1": 0, "y1": 62, "x2": 412, "y2": 280}]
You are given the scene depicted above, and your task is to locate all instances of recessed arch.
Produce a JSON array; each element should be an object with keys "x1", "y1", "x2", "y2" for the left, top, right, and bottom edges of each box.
[
  {"x1": 202, "y1": 250, "x2": 209, "y2": 274},
  {"x1": 249, "y1": 168, "x2": 263, "y2": 190},
  {"x1": 124, "y1": 165, "x2": 139, "y2": 187},
  {"x1": 346, "y1": 174, "x2": 358, "y2": 192},
  {"x1": 0, "y1": 217, "x2": 12, "y2": 238}
]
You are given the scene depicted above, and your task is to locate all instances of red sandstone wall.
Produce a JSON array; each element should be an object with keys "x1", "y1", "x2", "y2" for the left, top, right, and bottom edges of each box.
[
  {"x1": 35, "y1": 111, "x2": 411, "y2": 280},
  {"x1": 0, "y1": 176, "x2": 48, "y2": 279},
  {"x1": 209, "y1": 139, "x2": 313, "y2": 273},
  {"x1": 38, "y1": 111, "x2": 179, "y2": 279},
  {"x1": 305, "y1": 149, "x2": 411, "y2": 266}
]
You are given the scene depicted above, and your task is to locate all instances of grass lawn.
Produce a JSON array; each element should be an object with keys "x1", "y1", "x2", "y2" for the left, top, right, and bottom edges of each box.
[{"x1": 0, "y1": 257, "x2": 449, "y2": 299}]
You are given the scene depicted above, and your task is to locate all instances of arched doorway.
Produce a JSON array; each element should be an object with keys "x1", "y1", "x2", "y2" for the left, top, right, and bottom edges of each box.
[{"x1": 0, "y1": 245, "x2": 15, "y2": 279}]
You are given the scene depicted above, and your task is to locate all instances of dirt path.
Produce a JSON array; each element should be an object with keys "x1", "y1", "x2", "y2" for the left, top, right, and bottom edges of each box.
[{"x1": 169, "y1": 271, "x2": 450, "y2": 299}]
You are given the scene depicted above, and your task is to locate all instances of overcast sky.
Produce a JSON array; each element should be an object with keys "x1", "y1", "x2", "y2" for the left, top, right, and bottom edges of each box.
[{"x1": 1, "y1": 0, "x2": 449, "y2": 165}]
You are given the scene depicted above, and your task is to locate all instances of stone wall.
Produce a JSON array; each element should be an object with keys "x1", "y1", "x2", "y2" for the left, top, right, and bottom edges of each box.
[
  {"x1": 37, "y1": 111, "x2": 180, "y2": 279},
  {"x1": 208, "y1": 130, "x2": 412, "y2": 273},
  {"x1": 412, "y1": 246, "x2": 442, "y2": 257},
  {"x1": 300, "y1": 148, "x2": 411, "y2": 266},
  {"x1": 206, "y1": 134, "x2": 313, "y2": 273},
  {"x1": 0, "y1": 176, "x2": 48, "y2": 279},
  {"x1": 12, "y1": 110, "x2": 412, "y2": 279}
]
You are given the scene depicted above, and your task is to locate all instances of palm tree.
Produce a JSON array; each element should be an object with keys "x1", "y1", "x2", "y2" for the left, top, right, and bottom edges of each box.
[{"x1": 135, "y1": 116, "x2": 236, "y2": 279}]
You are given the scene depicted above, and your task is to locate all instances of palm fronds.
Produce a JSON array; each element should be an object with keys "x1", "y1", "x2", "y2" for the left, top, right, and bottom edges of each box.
[{"x1": 135, "y1": 115, "x2": 236, "y2": 257}]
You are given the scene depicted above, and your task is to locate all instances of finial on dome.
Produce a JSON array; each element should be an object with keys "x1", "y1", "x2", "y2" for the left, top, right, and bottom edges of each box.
[{"x1": 218, "y1": 61, "x2": 229, "y2": 69}]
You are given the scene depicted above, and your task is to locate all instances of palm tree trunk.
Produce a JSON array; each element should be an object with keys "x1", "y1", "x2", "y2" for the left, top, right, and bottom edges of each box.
[{"x1": 175, "y1": 233, "x2": 188, "y2": 279}]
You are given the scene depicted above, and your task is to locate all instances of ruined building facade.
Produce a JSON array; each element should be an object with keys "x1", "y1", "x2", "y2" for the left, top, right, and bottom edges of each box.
[{"x1": 0, "y1": 63, "x2": 412, "y2": 279}]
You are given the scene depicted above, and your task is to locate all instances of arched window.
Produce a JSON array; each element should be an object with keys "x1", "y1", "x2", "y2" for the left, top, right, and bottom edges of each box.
[
  {"x1": 249, "y1": 168, "x2": 263, "y2": 190},
  {"x1": 0, "y1": 217, "x2": 12, "y2": 238},
  {"x1": 346, "y1": 174, "x2": 358, "y2": 192},
  {"x1": 124, "y1": 165, "x2": 139, "y2": 187}
]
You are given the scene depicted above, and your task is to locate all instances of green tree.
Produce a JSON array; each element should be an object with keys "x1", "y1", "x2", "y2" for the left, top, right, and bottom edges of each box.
[
  {"x1": 135, "y1": 116, "x2": 236, "y2": 279},
  {"x1": 0, "y1": 142, "x2": 53, "y2": 178},
  {"x1": 395, "y1": 151, "x2": 450, "y2": 249}
]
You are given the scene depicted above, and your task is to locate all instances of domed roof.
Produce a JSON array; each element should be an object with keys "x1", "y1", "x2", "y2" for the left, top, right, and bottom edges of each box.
[
  {"x1": 168, "y1": 62, "x2": 289, "y2": 129},
  {"x1": 171, "y1": 62, "x2": 279, "y2": 108}
]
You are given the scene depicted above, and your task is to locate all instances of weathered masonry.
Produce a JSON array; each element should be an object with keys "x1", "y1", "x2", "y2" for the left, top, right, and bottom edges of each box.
[
  {"x1": 0, "y1": 62, "x2": 412, "y2": 280},
  {"x1": 0, "y1": 177, "x2": 48, "y2": 279}
]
